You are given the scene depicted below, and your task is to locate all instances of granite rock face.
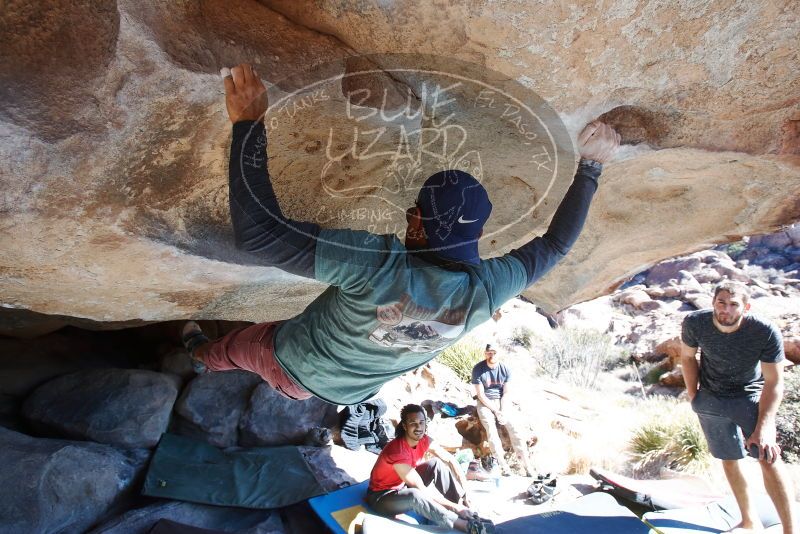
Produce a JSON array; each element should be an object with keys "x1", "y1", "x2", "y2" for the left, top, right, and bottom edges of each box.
[
  {"x1": 22, "y1": 368, "x2": 179, "y2": 448},
  {"x1": 0, "y1": 0, "x2": 799, "y2": 322},
  {"x1": 88, "y1": 501, "x2": 283, "y2": 534},
  {"x1": 239, "y1": 383, "x2": 338, "y2": 447},
  {"x1": 173, "y1": 371, "x2": 337, "y2": 447},
  {"x1": 0, "y1": 427, "x2": 149, "y2": 534},
  {"x1": 172, "y1": 370, "x2": 262, "y2": 448}
]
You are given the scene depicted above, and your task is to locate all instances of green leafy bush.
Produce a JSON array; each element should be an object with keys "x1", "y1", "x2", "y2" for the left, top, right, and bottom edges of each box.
[
  {"x1": 535, "y1": 328, "x2": 622, "y2": 389},
  {"x1": 777, "y1": 368, "x2": 800, "y2": 464},
  {"x1": 437, "y1": 341, "x2": 484, "y2": 382}
]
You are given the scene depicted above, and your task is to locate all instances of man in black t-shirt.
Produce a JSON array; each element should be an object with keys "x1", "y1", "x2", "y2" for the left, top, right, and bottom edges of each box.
[
  {"x1": 680, "y1": 281, "x2": 795, "y2": 534},
  {"x1": 471, "y1": 344, "x2": 533, "y2": 476}
]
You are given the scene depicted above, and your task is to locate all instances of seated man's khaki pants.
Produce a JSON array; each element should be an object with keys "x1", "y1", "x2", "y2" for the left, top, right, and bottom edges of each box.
[{"x1": 476, "y1": 398, "x2": 530, "y2": 472}]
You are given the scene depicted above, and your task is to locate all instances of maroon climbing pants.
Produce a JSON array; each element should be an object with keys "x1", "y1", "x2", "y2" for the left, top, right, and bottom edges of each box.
[{"x1": 203, "y1": 321, "x2": 312, "y2": 400}]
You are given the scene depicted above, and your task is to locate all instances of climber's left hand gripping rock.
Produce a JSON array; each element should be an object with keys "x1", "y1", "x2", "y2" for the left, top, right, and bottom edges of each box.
[{"x1": 222, "y1": 64, "x2": 268, "y2": 124}]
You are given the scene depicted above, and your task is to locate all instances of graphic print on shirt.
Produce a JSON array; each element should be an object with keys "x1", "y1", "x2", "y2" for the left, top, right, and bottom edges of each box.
[
  {"x1": 482, "y1": 377, "x2": 505, "y2": 388},
  {"x1": 370, "y1": 293, "x2": 466, "y2": 353}
]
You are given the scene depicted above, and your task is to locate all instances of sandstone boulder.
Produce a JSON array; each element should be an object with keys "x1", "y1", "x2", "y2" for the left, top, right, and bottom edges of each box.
[
  {"x1": 618, "y1": 287, "x2": 662, "y2": 312},
  {"x1": 750, "y1": 231, "x2": 793, "y2": 250},
  {"x1": 654, "y1": 336, "x2": 683, "y2": 370},
  {"x1": 645, "y1": 258, "x2": 703, "y2": 286},
  {"x1": 785, "y1": 338, "x2": 800, "y2": 366},
  {"x1": 787, "y1": 225, "x2": 800, "y2": 247},
  {"x1": 173, "y1": 370, "x2": 261, "y2": 447},
  {"x1": 239, "y1": 383, "x2": 337, "y2": 447},
  {"x1": 693, "y1": 267, "x2": 724, "y2": 284},
  {"x1": 22, "y1": 369, "x2": 178, "y2": 448},
  {"x1": 0, "y1": 427, "x2": 148, "y2": 534},
  {"x1": 738, "y1": 247, "x2": 765, "y2": 262},
  {"x1": 88, "y1": 501, "x2": 283, "y2": 534},
  {"x1": 159, "y1": 348, "x2": 196, "y2": 384},
  {"x1": 677, "y1": 271, "x2": 713, "y2": 310},
  {"x1": 645, "y1": 285, "x2": 682, "y2": 299},
  {"x1": 623, "y1": 313, "x2": 683, "y2": 361},
  {"x1": 708, "y1": 262, "x2": 750, "y2": 284},
  {"x1": 659, "y1": 368, "x2": 686, "y2": 388},
  {"x1": 426, "y1": 414, "x2": 470, "y2": 450},
  {"x1": 752, "y1": 253, "x2": 791, "y2": 270},
  {"x1": 557, "y1": 296, "x2": 617, "y2": 332},
  {"x1": 300, "y1": 445, "x2": 377, "y2": 492}
]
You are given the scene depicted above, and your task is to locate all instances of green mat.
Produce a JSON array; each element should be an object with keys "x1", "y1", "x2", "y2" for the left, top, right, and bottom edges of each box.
[{"x1": 143, "y1": 433, "x2": 326, "y2": 509}]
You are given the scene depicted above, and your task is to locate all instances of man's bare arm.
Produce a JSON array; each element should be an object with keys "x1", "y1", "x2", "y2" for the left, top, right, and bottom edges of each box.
[
  {"x1": 745, "y1": 362, "x2": 784, "y2": 463},
  {"x1": 474, "y1": 383, "x2": 497, "y2": 414},
  {"x1": 679, "y1": 342, "x2": 700, "y2": 401}
]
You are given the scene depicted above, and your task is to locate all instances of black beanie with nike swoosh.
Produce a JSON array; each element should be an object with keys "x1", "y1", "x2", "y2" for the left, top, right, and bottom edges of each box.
[{"x1": 416, "y1": 169, "x2": 492, "y2": 265}]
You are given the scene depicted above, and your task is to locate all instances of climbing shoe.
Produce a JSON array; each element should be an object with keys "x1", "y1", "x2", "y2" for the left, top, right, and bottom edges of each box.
[
  {"x1": 466, "y1": 514, "x2": 495, "y2": 534},
  {"x1": 181, "y1": 321, "x2": 209, "y2": 374},
  {"x1": 466, "y1": 459, "x2": 491, "y2": 481},
  {"x1": 527, "y1": 473, "x2": 557, "y2": 505}
]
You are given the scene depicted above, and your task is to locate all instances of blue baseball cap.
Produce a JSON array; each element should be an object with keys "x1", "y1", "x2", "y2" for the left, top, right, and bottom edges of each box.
[{"x1": 416, "y1": 169, "x2": 492, "y2": 265}]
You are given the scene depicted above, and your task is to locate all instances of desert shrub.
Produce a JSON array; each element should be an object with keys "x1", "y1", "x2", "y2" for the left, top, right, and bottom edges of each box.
[
  {"x1": 777, "y1": 368, "x2": 800, "y2": 464},
  {"x1": 535, "y1": 328, "x2": 622, "y2": 389},
  {"x1": 642, "y1": 363, "x2": 667, "y2": 385},
  {"x1": 511, "y1": 326, "x2": 534, "y2": 350},
  {"x1": 602, "y1": 348, "x2": 632, "y2": 371},
  {"x1": 722, "y1": 240, "x2": 747, "y2": 259},
  {"x1": 630, "y1": 399, "x2": 709, "y2": 474},
  {"x1": 437, "y1": 341, "x2": 484, "y2": 382}
]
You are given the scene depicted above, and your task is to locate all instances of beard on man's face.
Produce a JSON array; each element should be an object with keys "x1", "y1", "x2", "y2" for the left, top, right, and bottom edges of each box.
[{"x1": 714, "y1": 309, "x2": 740, "y2": 326}]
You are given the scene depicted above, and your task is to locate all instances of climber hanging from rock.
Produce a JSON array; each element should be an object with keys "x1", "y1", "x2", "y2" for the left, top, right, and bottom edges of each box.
[{"x1": 181, "y1": 63, "x2": 620, "y2": 405}]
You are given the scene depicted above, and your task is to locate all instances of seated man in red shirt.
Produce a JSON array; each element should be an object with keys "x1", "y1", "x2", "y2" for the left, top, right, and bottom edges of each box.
[{"x1": 367, "y1": 404, "x2": 490, "y2": 532}]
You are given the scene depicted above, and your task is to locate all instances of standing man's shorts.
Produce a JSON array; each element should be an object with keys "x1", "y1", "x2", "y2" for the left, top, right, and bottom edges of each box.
[
  {"x1": 203, "y1": 321, "x2": 312, "y2": 401},
  {"x1": 691, "y1": 389, "x2": 760, "y2": 460}
]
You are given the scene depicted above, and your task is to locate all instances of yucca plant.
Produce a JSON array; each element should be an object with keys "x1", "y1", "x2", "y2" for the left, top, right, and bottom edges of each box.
[
  {"x1": 437, "y1": 341, "x2": 485, "y2": 383},
  {"x1": 629, "y1": 413, "x2": 709, "y2": 473}
]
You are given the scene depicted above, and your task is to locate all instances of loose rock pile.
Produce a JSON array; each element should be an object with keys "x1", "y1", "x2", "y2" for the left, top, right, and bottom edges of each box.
[
  {"x1": 0, "y1": 334, "x2": 339, "y2": 533},
  {"x1": 553, "y1": 226, "x2": 800, "y2": 391}
]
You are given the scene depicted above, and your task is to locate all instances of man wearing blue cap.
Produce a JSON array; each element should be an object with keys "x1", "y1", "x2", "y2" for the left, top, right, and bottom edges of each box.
[{"x1": 182, "y1": 63, "x2": 620, "y2": 405}]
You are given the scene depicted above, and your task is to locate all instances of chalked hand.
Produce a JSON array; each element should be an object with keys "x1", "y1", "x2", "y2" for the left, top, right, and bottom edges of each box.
[
  {"x1": 222, "y1": 64, "x2": 267, "y2": 124},
  {"x1": 578, "y1": 121, "x2": 620, "y2": 163}
]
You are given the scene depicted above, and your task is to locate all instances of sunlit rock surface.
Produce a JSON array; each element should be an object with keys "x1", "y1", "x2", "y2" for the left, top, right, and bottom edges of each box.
[{"x1": 1, "y1": 0, "x2": 798, "y2": 324}]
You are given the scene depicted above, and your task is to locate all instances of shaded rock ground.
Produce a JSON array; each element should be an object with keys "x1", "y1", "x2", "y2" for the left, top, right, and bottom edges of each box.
[
  {"x1": 1, "y1": 427, "x2": 150, "y2": 534},
  {"x1": 23, "y1": 368, "x2": 178, "y2": 448}
]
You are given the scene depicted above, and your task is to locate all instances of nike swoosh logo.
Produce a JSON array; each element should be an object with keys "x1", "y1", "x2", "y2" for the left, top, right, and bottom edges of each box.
[{"x1": 458, "y1": 215, "x2": 478, "y2": 224}]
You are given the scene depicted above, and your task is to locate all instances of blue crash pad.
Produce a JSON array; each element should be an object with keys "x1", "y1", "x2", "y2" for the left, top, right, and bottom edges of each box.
[
  {"x1": 309, "y1": 480, "x2": 427, "y2": 534},
  {"x1": 497, "y1": 492, "x2": 652, "y2": 534}
]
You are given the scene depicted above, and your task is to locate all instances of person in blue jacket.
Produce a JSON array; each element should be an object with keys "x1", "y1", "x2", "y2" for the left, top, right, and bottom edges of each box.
[{"x1": 182, "y1": 63, "x2": 620, "y2": 406}]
